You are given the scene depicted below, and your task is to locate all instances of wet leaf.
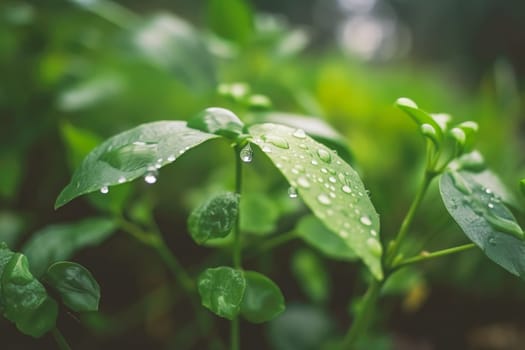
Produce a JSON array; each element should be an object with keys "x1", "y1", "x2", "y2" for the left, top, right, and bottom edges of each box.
[
  {"x1": 197, "y1": 266, "x2": 245, "y2": 320},
  {"x1": 45, "y1": 261, "x2": 100, "y2": 312},
  {"x1": 188, "y1": 107, "x2": 244, "y2": 140},
  {"x1": 241, "y1": 271, "x2": 285, "y2": 323},
  {"x1": 1, "y1": 253, "x2": 57, "y2": 337},
  {"x1": 55, "y1": 121, "x2": 218, "y2": 208},
  {"x1": 395, "y1": 98, "x2": 444, "y2": 142},
  {"x1": 249, "y1": 123, "x2": 382, "y2": 279},
  {"x1": 188, "y1": 192, "x2": 239, "y2": 244},
  {"x1": 440, "y1": 171, "x2": 525, "y2": 277}
]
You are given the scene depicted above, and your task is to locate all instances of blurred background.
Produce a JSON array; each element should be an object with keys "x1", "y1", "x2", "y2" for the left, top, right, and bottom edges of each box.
[{"x1": 1, "y1": 0, "x2": 525, "y2": 349}]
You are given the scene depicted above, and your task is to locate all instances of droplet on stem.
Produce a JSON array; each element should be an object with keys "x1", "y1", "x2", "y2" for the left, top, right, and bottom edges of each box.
[{"x1": 240, "y1": 144, "x2": 253, "y2": 163}]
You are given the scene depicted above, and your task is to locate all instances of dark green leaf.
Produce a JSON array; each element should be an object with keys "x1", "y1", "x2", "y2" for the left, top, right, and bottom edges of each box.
[
  {"x1": 296, "y1": 215, "x2": 357, "y2": 261},
  {"x1": 440, "y1": 171, "x2": 525, "y2": 277},
  {"x1": 188, "y1": 192, "x2": 239, "y2": 244},
  {"x1": 197, "y1": 266, "x2": 245, "y2": 320},
  {"x1": 1, "y1": 253, "x2": 57, "y2": 337},
  {"x1": 187, "y1": 107, "x2": 244, "y2": 140},
  {"x1": 0, "y1": 242, "x2": 15, "y2": 311},
  {"x1": 240, "y1": 192, "x2": 279, "y2": 235},
  {"x1": 55, "y1": 121, "x2": 218, "y2": 208},
  {"x1": 251, "y1": 112, "x2": 354, "y2": 163},
  {"x1": 22, "y1": 218, "x2": 116, "y2": 277},
  {"x1": 249, "y1": 123, "x2": 382, "y2": 279},
  {"x1": 241, "y1": 271, "x2": 285, "y2": 323},
  {"x1": 45, "y1": 261, "x2": 100, "y2": 312}
]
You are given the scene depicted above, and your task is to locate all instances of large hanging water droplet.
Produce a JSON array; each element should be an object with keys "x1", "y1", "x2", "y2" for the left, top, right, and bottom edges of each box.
[
  {"x1": 263, "y1": 135, "x2": 289, "y2": 149},
  {"x1": 293, "y1": 129, "x2": 306, "y2": 139},
  {"x1": 288, "y1": 187, "x2": 298, "y2": 198},
  {"x1": 360, "y1": 215, "x2": 372, "y2": 226},
  {"x1": 100, "y1": 186, "x2": 109, "y2": 194},
  {"x1": 317, "y1": 194, "x2": 331, "y2": 205},
  {"x1": 297, "y1": 177, "x2": 311, "y2": 188},
  {"x1": 317, "y1": 149, "x2": 331, "y2": 163},
  {"x1": 99, "y1": 141, "x2": 158, "y2": 172},
  {"x1": 367, "y1": 238, "x2": 383, "y2": 257},
  {"x1": 240, "y1": 144, "x2": 253, "y2": 163},
  {"x1": 144, "y1": 171, "x2": 158, "y2": 184}
]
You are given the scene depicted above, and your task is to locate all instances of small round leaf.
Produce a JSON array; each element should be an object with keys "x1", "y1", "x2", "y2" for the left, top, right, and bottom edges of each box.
[
  {"x1": 188, "y1": 107, "x2": 245, "y2": 140},
  {"x1": 241, "y1": 271, "x2": 285, "y2": 323}
]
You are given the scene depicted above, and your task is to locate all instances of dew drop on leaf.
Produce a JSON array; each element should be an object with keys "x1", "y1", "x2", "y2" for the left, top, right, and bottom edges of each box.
[
  {"x1": 360, "y1": 215, "x2": 372, "y2": 226},
  {"x1": 316, "y1": 194, "x2": 331, "y2": 205},
  {"x1": 317, "y1": 149, "x2": 331, "y2": 163},
  {"x1": 263, "y1": 135, "x2": 289, "y2": 149},
  {"x1": 297, "y1": 177, "x2": 311, "y2": 188},
  {"x1": 240, "y1": 144, "x2": 253, "y2": 163},
  {"x1": 488, "y1": 236, "x2": 497, "y2": 246},
  {"x1": 288, "y1": 187, "x2": 298, "y2": 198},
  {"x1": 292, "y1": 129, "x2": 306, "y2": 139},
  {"x1": 367, "y1": 238, "x2": 383, "y2": 257},
  {"x1": 144, "y1": 172, "x2": 158, "y2": 184},
  {"x1": 342, "y1": 185, "x2": 352, "y2": 194},
  {"x1": 100, "y1": 186, "x2": 109, "y2": 194},
  {"x1": 118, "y1": 176, "x2": 126, "y2": 184}
]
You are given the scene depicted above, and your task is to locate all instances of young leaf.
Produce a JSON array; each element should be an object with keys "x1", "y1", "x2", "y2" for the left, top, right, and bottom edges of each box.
[
  {"x1": 187, "y1": 107, "x2": 244, "y2": 140},
  {"x1": 249, "y1": 123, "x2": 382, "y2": 280},
  {"x1": 45, "y1": 261, "x2": 100, "y2": 312},
  {"x1": 440, "y1": 171, "x2": 525, "y2": 277},
  {"x1": 22, "y1": 218, "x2": 117, "y2": 277},
  {"x1": 295, "y1": 215, "x2": 357, "y2": 261},
  {"x1": 197, "y1": 266, "x2": 246, "y2": 320},
  {"x1": 395, "y1": 98, "x2": 443, "y2": 142},
  {"x1": 241, "y1": 271, "x2": 285, "y2": 323},
  {"x1": 55, "y1": 121, "x2": 218, "y2": 208},
  {"x1": 188, "y1": 192, "x2": 240, "y2": 244},
  {"x1": 1, "y1": 253, "x2": 58, "y2": 337}
]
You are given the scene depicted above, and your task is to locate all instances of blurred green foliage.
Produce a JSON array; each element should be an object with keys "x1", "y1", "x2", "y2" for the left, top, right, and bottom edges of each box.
[{"x1": 1, "y1": 0, "x2": 525, "y2": 349}]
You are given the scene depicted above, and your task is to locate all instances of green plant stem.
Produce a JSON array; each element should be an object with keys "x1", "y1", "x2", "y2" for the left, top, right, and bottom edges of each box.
[
  {"x1": 52, "y1": 328, "x2": 72, "y2": 350},
  {"x1": 340, "y1": 279, "x2": 383, "y2": 349},
  {"x1": 393, "y1": 243, "x2": 476, "y2": 270},
  {"x1": 231, "y1": 146, "x2": 244, "y2": 350},
  {"x1": 258, "y1": 231, "x2": 297, "y2": 253},
  {"x1": 385, "y1": 172, "x2": 434, "y2": 268}
]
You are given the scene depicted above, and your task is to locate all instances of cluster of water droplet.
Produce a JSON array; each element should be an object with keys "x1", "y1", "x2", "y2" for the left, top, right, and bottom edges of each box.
[{"x1": 253, "y1": 126, "x2": 381, "y2": 257}]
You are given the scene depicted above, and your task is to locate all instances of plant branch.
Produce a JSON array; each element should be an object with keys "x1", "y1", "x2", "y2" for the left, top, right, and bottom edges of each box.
[
  {"x1": 393, "y1": 243, "x2": 476, "y2": 270},
  {"x1": 52, "y1": 328, "x2": 72, "y2": 350}
]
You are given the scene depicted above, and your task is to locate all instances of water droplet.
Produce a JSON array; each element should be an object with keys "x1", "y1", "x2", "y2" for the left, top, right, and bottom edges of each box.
[
  {"x1": 297, "y1": 177, "x2": 311, "y2": 188},
  {"x1": 367, "y1": 238, "x2": 383, "y2": 256},
  {"x1": 329, "y1": 176, "x2": 337, "y2": 183},
  {"x1": 484, "y1": 211, "x2": 524, "y2": 240},
  {"x1": 167, "y1": 155, "x2": 176, "y2": 162},
  {"x1": 329, "y1": 192, "x2": 336, "y2": 198},
  {"x1": 178, "y1": 149, "x2": 185, "y2": 155},
  {"x1": 488, "y1": 236, "x2": 497, "y2": 246},
  {"x1": 240, "y1": 144, "x2": 253, "y2": 162},
  {"x1": 338, "y1": 173, "x2": 346, "y2": 183},
  {"x1": 488, "y1": 203, "x2": 494, "y2": 209},
  {"x1": 293, "y1": 129, "x2": 306, "y2": 139},
  {"x1": 99, "y1": 141, "x2": 158, "y2": 172},
  {"x1": 288, "y1": 187, "x2": 298, "y2": 198},
  {"x1": 485, "y1": 188, "x2": 493, "y2": 194},
  {"x1": 370, "y1": 229, "x2": 378, "y2": 237},
  {"x1": 100, "y1": 186, "x2": 109, "y2": 194},
  {"x1": 339, "y1": 230, "x2": 349, "y2": 238},
  {"x1": 321, "y1": 168, "x2": 328, "y2": 174},
  {"x1": 263, "y1": 135, "x2": 289, "y2": 149},
  {"x1": 299, "y1": 143, "x2": 308, "y2": 149},
  {"x1": 317, "y1": 149, "x2": 331, "y2": 163},
  {"x1": 262, "y1": 146, "x2": 272, "y2": 153},
  {"x1": 118, "y1": 176, "x2": 126, "y2": 184},
  {"x1": 144, "y1": 172, "x2": 158, "y2": 184},
  {"x1": 311, "y1": 159, "x2": 319, "y2": 166},
  {"x1": 342, "y1": 185, "x2": 352, "y2": 194},
  {"x1": 317, "y1": 194, "x2": 331, "y2": 205},
  {"x1": 360, "y1": 216, "x2": 372, "y2": 226}
]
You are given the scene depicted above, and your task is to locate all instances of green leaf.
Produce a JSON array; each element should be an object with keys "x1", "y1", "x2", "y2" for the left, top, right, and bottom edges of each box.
[
  {"x1": 197, "y1": 266, "x2": 246, "y2": 320},
  {"x1": 291, "y1": 249, "x2": 329, "y2": 304},
  {"x1": 188, "y1": 192, "x2": 240, "y2": 244},
  {"x1": 439, "y1": 171, "x2": 525, "y2": 277},
  {"x1": 0, "y1": 242, "x2": 15, "y2": 311},
  {"x1": 187, "y1": 107, "x2": 245, "y2": 140},
  {"x1": 240, "y1": 192, "x2": 279, "y2": 235},
  {"x1": 296, "y1": 215, "x2": 357, "y2": 261},
  {"x1": 55, "y1": 121, "x2": 218, "y2": 208},
  {"x1": 207, "y1": 0, "x2": 254, "y2": 46},
  {"x1": 22, "y1": 218, "x2": 117, "y2": 277},
  {"x1": 520, "y1": 179, "x2": 525, "y2": 197},
  {"x1": 251, "y1": 112, "x2": 354, "y2": 163},
  {"x1": 249, "y1": 123, "x2": 382, "y2": 280},
  {"x1": 45, "y1": 261, "x2": 100, "y2": 312},
  {"x1": 1, "y1": 253, "x2": 58, "y2": 337},
  {"x1": 395, "y1": 98, "x2": 444, "y2": 142},
  {"x1": 241, "y1": 271, "x2": 285, "y2": 323}
]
